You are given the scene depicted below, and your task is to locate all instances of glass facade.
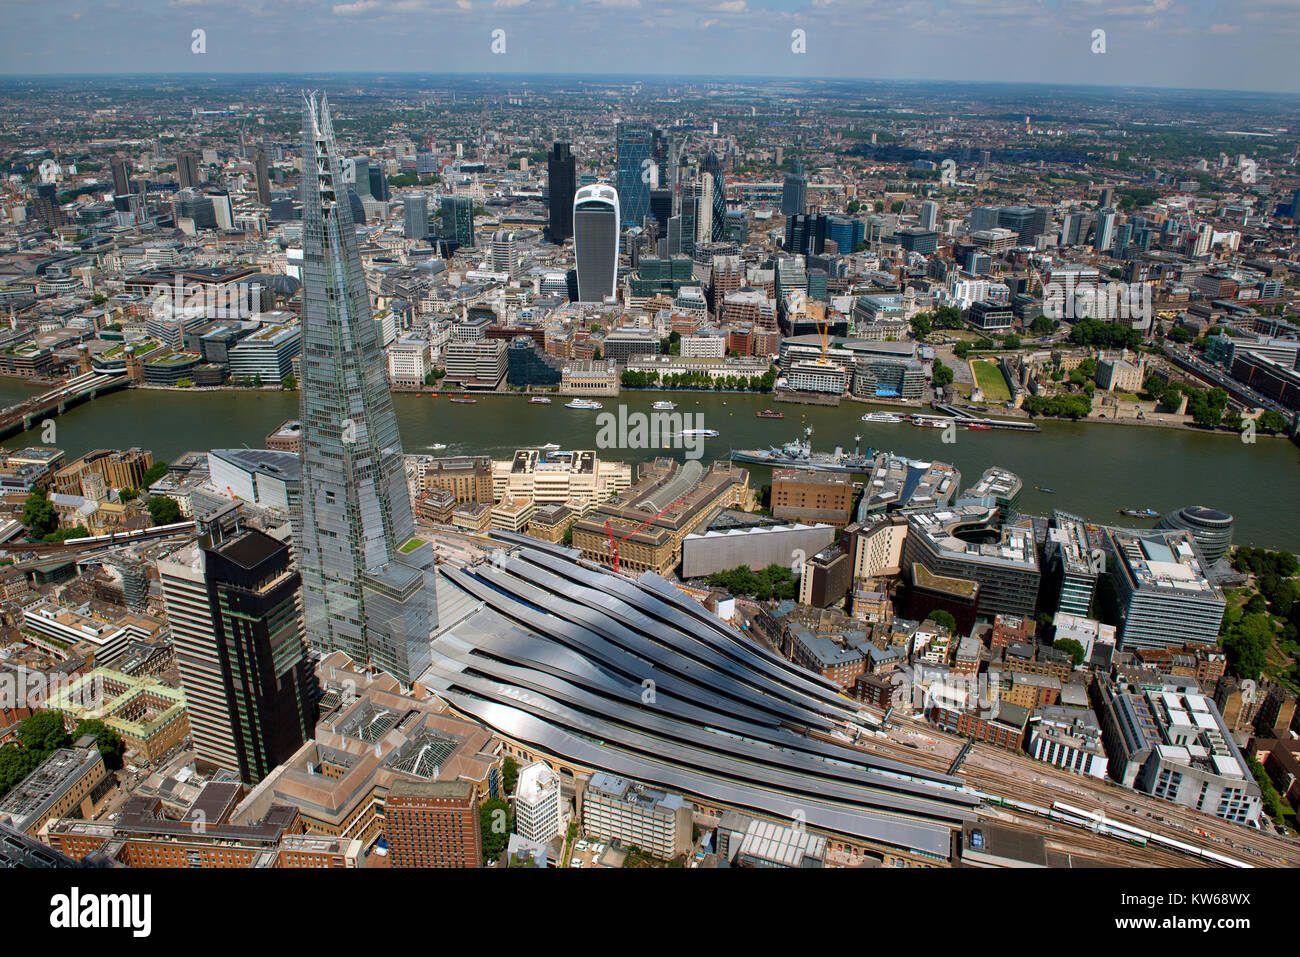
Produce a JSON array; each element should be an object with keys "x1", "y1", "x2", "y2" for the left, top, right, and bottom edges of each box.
[
  {"x1": 616, "y1": 122, "x2": 653, "y2": 230},
  {"x1": 295, "y1": 92, "x2": 434, "y2": 685}
]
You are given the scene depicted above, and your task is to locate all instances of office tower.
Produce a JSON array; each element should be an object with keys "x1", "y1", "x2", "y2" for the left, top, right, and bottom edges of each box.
[
  {"x1": 649, "y1": 186, "x2": 675, "y2": 234},
  {"x1": 1193, "y1": 221, "x2": 1213, "y2": 257},
  {"x1": 1291, "y1": 187, "x2": 1300, "y2": 218},
  {"x1": 403, "y1": 193, "x2": 428, "y2": 240},
  {"x1": 110, "y1": 155, "x2": 130, "y2": 198},
  {"x1": 160, "y1": 526, "x2": 317, "y2": 784},
  {"x1": 514, "y1": 761, "x2": 564, "y2": 843},
  {"x1": 696, "y1": 172, "x2": 715, "y2": 246},
  {"x1": 1093, "y1": 207, "x2": 1116, "y2": 253},
  {"x1": 254, "y1": 149, "x2": 272, "y2": 205},
  {"x1": 176, "y1": 150, "x2": 201, "y2": 190},
  {"x1": 1112, "y1": 222, "x2": 1133, "y2": 255},
  {"x1": 345, "y1": 156, "x2": 370, "y2": 198},
  {"x1": 368, "y1": 165, "x2": 389, "y2": 202},
  {"x1": 782, "y1": 165, "x2": 807, "y2": 217},
  {"x1": 546, "y1": 141, "x2": 576, "y2": 243},
  {"x1": 968, "y1": 206, "x2": 999, "y2": 231},
  {"x1": 1099, "y1": 187, "x2": 1115, "y2": 209},
  {"x1": 1101, "y1": 529, "x2": 1226, "y2": 651},
  {"x1": 701, "y1": 150, "x2": 727, "y2": 242},
  {"x1": 616, "y1": 122, "x2": 653, "y2": 229},
  {"x1": 296, "y1": 91, "x2": 435, "y2": 685},
  {"x1": 385, "y1": 780, "x2": 482, "y2": 867},
  {"x1": 441, "y1": 195, "x2": 475, "y2": 248},
  {"x1": 919, "y1": 200, "x2": 939, "y2": 232},
  {"x1": 491, "y1": 229, "x2": 520, "y2": 278},
  {"x1": 573, "y1": 183, "x2": 620, "y2": 301},
  {"x1": 665, "y1": 213, "x2": 685, "y2": 256},
  {"x1": 1061, "y1": 211, "x2": 1084, "y2": 246}
]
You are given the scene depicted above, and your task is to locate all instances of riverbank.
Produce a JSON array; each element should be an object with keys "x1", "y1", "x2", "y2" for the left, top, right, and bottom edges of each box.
[{"x1": 0, "y1": 378, "x2": 1296, "y2": 549}]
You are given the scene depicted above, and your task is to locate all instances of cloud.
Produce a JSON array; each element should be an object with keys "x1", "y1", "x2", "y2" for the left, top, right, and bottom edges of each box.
[
  {"x1": 493, "y1": 0, "x2": 531, "y2": 7},
  {"x1": 332, "y1": 0, "x2": 380, "y2": 13},
  {"x1": 714, "y1": 0, "x2": 744, "y2": 11},
  {"x1": 1209, "y1": 22, "x2": 1241, "y2": 34}
]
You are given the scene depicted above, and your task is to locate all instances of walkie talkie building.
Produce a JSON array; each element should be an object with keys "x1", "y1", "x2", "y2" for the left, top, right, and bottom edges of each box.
[{"x1": 295, "y1": 92, "x2": 435, "y2": 685}]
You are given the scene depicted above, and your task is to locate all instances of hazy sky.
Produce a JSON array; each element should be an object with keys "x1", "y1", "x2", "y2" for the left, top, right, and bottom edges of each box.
[{"x1": 2, "y1": 0, "x2": 1299, "y2": 94}]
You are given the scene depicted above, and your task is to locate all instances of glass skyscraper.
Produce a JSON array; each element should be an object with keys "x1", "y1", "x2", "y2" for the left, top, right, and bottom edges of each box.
[
  {"x1": 546, "y1": 141, "x2": 576, "y2": 243},
  {"x1": 295, "y1": 92, "x2": 435, "y2": 686},
  {"x1": 616, "y1": 122, "x2": 653, "y2": 230},
  {"x1": 701, "y1": 151, "x2": 727, "y2": 243},
  {"x1": 573, "y1": 183, "x2": 620, "y2": 301}
]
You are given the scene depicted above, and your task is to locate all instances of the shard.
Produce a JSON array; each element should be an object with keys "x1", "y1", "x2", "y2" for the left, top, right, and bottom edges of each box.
[{"x1": 294, "y1": 92, "x2": 435, "y2": 685}]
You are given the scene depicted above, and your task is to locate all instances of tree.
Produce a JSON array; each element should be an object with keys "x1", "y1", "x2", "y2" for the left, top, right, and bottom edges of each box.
[
  {"x1": 281, "y1": 373, "x2": 297, "y2": 390},
  {"x1": 0, "y1": 746, "x2": 43, "y2": 800},
  {"x1": 1002, "y1": 333, "x2": 1021, "y2": 350},
  {"x1": 932, "y1": 358, "x2": 954, "y2": 388},
  {"x1": 1029, "y1": 314, "x2": 1056, "y2": 336},
  {"x1": 953, "y1": 341, "x2": 971, "y2": 360},
  {"x1": 479, "y1": 797, "x2": 512, "y2": 863},
  {"x1": 73, "y1": 719, "x2": 125, "y2": 771},
  {"x1": 176, "y1": 377, "x2": 194, "y2": 388},
  {"x1": 910, "y1": 314, "x2": 932, "y2": 340},
  {"x1": 502, "y1": 756, "x2": 519, "y2": 796},
  {"x1": 147, "y1": 496, "x2": 182, "y2": 525},
  {"x1": 926, "y1": 610, "x2": 956, "y2": 634},
  {"x1": 142, "y1": 460, "x2": 169, "y2": 486},
  {"x1": 21, "y1": 488, "x2": 57, "y2": 538},
  {"x1": 1054, "y1": 637, "x2": 1085, "y2": 668},
  {"x1": 119, "y1": 488, "x2": 140, "y2": 502},
  {"x1": 1223, "y1": 613, "x2": 1272, "y2": 681},
  {"x1": 18, "y1": 711, "x2": 71, "y2": 753},
  {"x1": 44, "y1": 525, "x2": 88, "y2": 543}
]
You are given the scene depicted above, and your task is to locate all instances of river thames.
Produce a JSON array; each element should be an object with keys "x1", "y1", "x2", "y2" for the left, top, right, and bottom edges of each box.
[{"x1": 3, "y1": 378, "x2": 1296, "y2": 550}]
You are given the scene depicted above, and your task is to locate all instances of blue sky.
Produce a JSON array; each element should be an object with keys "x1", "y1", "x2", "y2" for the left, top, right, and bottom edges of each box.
[{"x1": 2, "y1": 0, "x2": 1298, "y2": 93}]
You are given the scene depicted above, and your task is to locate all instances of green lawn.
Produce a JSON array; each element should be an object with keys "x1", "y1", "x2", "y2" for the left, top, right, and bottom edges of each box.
[
  {"x1": 398, "y1": 537, "x2": 424, "y2": 554},
  {"x1": 971, "y1": 360, "x2": 1012, "y2": 403}
]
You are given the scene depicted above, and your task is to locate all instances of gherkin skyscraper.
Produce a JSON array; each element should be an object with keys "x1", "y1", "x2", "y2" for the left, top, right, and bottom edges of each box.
[{"x1": 294, "y1": 92, "x2": 435, "y2": 685}]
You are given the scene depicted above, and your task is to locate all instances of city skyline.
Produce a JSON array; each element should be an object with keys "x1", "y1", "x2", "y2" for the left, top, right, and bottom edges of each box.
[{"x1": 3, "y1": 1, "x2": 1300, "y2": 94}]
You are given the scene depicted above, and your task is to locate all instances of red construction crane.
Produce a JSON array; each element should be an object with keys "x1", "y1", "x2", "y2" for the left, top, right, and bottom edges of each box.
[{"x1": 603, "y1": 489, "x2": 694, "y2": 575}]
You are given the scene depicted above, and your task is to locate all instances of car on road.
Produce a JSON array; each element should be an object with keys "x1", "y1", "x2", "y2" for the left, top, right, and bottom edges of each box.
[{"x1": 570, "y1": 858, "x2": 583, "y2": 868}]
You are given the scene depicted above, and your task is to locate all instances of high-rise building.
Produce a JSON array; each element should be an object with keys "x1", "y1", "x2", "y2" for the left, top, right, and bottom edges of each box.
[
  {"x1": 696, "y1": 172, "x2": 715, "y2": 246},
  {"x1": 648, "y1": 187, "x2": 674, "y2": 235},
  {"x1": 573, "y1": 183, "x2": 620, "y2": 302},
  {"x1": 491, "y1": 230, "x2": 520, "y2": 278},
  {"x1": 368, "y1": 165, "x2": 389, "y2": 202},
  {"x1": 546, "y1": 141, "x2": 576, "y2": 243},
  {"x1": 253, "y1": 150, "x2": 272, "y2": 205},
  {"x1": 441, "y1": 195, "x2": 475, "y2": 248},
  {"x1": 110, "y1": 155, "x2": 130, "y2": 198},
  {"x1": 160, "y1": 526, "x2": 317, "y2": 784},
  {"x1": 513, "y1": 761, "x2": 564, "y2": 843},
  {"x1": 403, "y1": 193, "x2": 428, "y2": 241},
  {"x1": 701, "y1": 151, "x2": 727, "y2": 242},
  {"x1": 295, "y1": 92, "x2": 436, "y2": 685},
  {"x1": 782, "y1": 164, "x2": 807, "y2": 217},
  {"x1": 615, "y1": 122, "x2": 653, "y2": 229},
  {"x1": 345, "y1": 156, "x2": 370, "y2": 198},
  {"x1": 1094, "y1": 207, "x2": 1116, "y2": 253},
  {"x1": 919, "y1": 200, "x2": 939, "y2": 232},
  {"x1": 176, "y1": 150, "x2": 201, "y2": 190}
]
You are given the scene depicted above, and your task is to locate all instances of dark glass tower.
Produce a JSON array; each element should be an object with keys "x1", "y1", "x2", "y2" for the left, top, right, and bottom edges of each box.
[
  {"x1": 254, "y1": 150, "x2": 272, "y2": 205},
  {"x1": 701, "y1": 151, "x2": 727, "y2": 243},
  {"x1": 201, "y1": 528, "x2": 317, "y2": 784},
  {"x1": 616, "y1": 122, "x2": 653, "y2": 230},
  {"x1": 573, "y1": 183, "x2": 620, "y2": 301},
  {"x1": 546, "y1": 141, "x2": 576, "y2": 243},
  {"x1": 295, "y1": 92, "x2": 434, "y2": 685}
]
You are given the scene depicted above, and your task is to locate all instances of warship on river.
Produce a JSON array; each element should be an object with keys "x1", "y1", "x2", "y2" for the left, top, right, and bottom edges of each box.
[{"x1": 730, "y1": 427, "x2": 877, "y2": 474}]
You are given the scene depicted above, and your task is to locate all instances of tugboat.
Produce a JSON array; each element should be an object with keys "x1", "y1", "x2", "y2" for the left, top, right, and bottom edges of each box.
[
  {"x1": 756, "y1": 409, "x2": 785, "y2": 419},
  {"x1": 1118, "y1": 507, "x2": 1160, "y2": 518}
]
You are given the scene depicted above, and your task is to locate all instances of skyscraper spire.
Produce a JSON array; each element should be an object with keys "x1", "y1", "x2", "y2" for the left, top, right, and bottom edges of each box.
[{"x1": 294, "y1": 91, "x2": 435, "y2": 685}]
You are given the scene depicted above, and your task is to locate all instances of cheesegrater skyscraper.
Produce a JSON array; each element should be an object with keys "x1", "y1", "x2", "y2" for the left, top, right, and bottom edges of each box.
[{"x1": 295, "y1": 92, "x2": 436, "y2": 685}]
